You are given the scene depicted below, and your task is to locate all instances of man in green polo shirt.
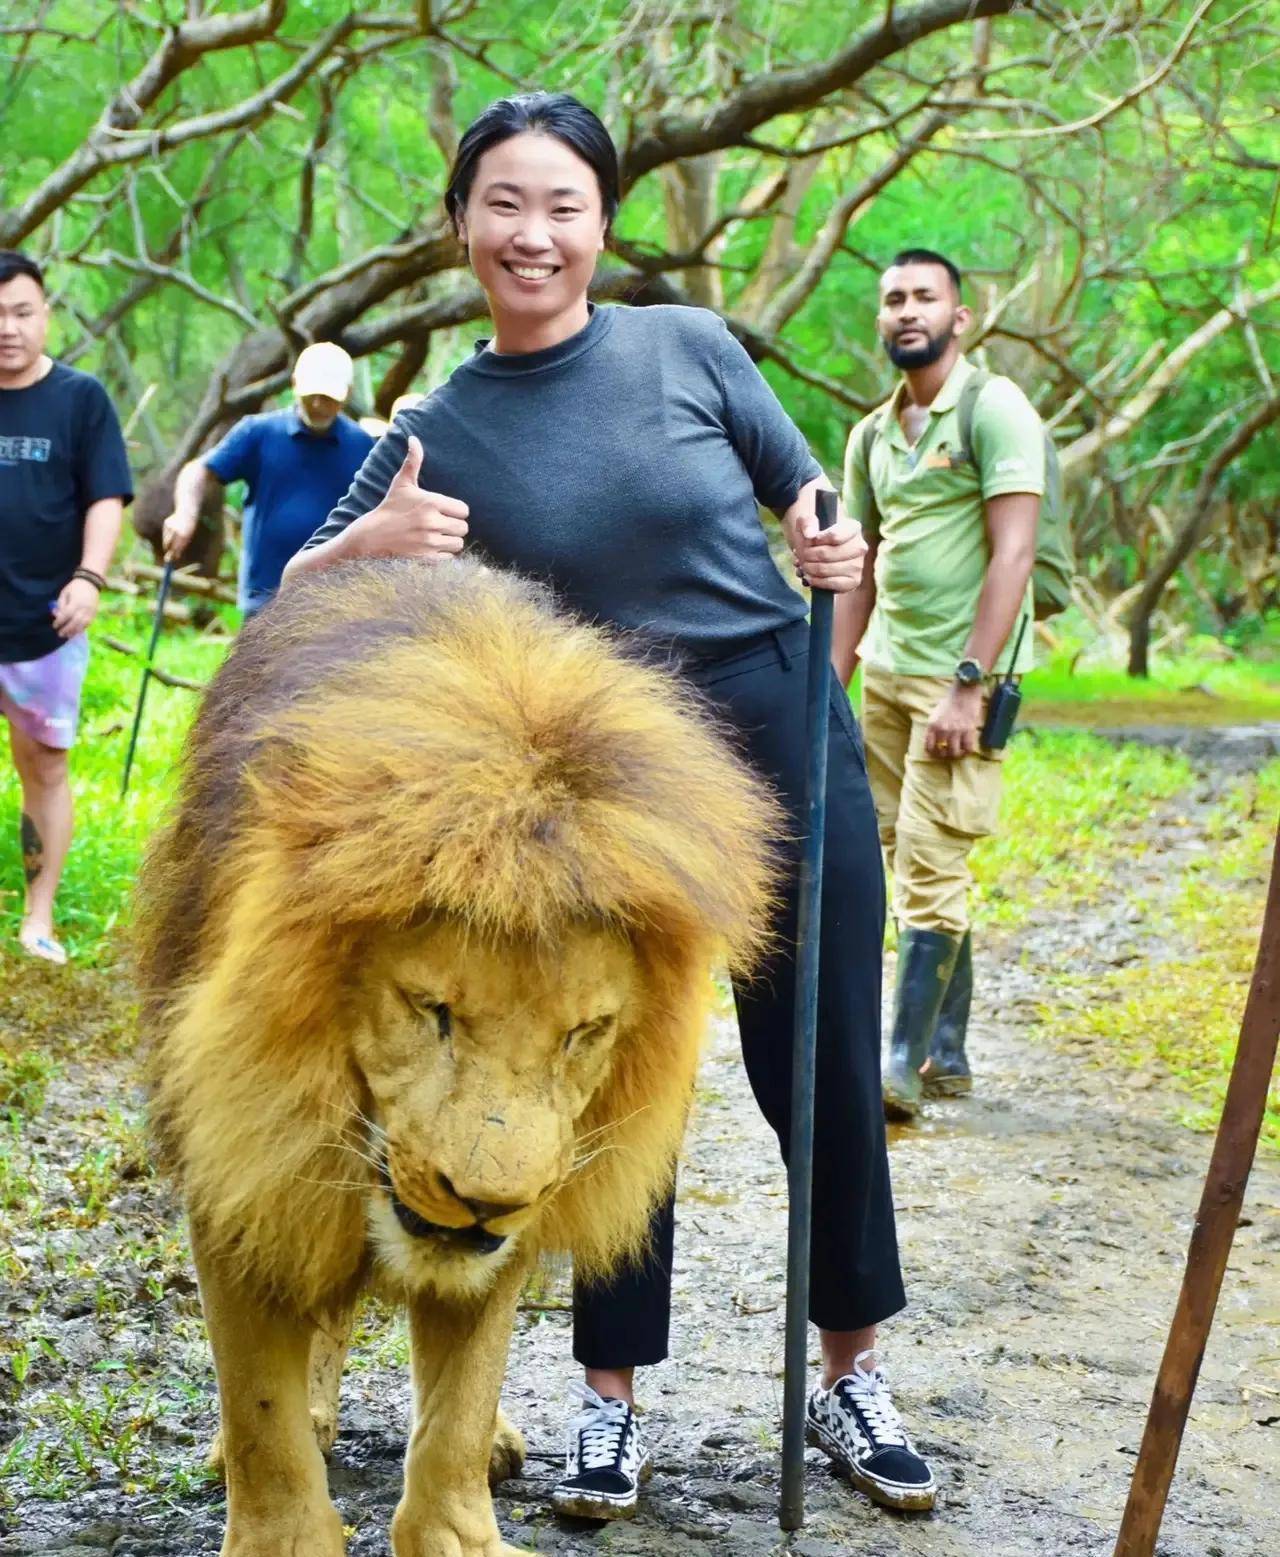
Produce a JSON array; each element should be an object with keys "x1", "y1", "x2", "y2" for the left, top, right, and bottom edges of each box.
[{"x1": 838, "y1": 248, "x2": 1043, "y2": 1121}]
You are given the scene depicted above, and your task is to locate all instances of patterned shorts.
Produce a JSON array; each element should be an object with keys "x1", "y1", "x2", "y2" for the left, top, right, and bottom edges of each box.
[{"x1": 0, "y1": 634, "x2": 91, "y2": 750}]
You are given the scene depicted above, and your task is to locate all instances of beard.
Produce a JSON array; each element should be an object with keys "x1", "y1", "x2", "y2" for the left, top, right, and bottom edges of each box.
[{"x1": 884, "y1": 321, "x2": 953, "y2": 370}]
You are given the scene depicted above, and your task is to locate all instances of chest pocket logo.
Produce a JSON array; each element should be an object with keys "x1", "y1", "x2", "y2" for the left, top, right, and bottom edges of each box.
[{"x1": 0, "y1": 435, "x2": 53, "y2": 464}]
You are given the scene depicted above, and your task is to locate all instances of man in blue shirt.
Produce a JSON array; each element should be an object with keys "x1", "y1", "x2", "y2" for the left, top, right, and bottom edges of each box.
[{"x1": 163, "y1": 342, "x2": 375, "y2": 613}]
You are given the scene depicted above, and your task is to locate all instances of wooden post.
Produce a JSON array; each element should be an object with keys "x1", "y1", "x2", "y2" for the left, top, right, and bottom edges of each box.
[{"x1": 1113, "y1": 818, "x2": 1280, "y2": 1556}]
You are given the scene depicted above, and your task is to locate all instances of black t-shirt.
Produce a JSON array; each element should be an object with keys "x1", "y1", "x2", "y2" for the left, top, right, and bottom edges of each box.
[{"x1": 0, "y1": 361, "x2": 134, "y2": 662}]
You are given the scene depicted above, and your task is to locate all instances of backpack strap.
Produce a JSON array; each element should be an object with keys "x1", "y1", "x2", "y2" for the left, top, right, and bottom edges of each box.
[
  {"x1": 858, "y1": 403, "x2": 888, "y2": 468},
  {"x1": 954, "y1": 367, "x2": 992, "y2": 469},
  {"x1": 847, "y1": 401, "x2": 890, "y2": 531}
]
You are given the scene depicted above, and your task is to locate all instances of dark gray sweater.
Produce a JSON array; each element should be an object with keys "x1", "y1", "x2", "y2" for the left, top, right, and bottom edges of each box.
[{"x1": 307, "y1": 303, "x2": 821, "y2": 656}]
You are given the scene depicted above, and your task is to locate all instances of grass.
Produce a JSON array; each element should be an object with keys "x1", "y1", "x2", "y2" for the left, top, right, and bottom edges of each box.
[
  {"x1": 0, "y1": 592, "x2": 231, "y2": 963},
  {"x1": 0, "y1": 603, "x2": 1278, "y2": 1520},
  {"x1": 970, "y1": 730, "x2": 1196, "y2": 927},
  {"x1": 1043, "y1": 759, "x2": 1280, "y2": 1149},
  {"x1": 1021, "y1": 637, "x2": 1280, "y2": 727}
]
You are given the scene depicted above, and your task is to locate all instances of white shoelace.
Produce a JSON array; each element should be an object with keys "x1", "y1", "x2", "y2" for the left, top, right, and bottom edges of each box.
[
  {"x1": 839, "y1": 1349, "x2": 909, "y2": 1448},
  {"x1": 567, "y1": 1384, "x2": 632, "y2": 1471}
]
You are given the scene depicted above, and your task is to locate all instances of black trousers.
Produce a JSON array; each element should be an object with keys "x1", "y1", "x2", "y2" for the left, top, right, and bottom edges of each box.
[{"x1": 573, "y1": 620, "x2": 905, "y2": 1368}]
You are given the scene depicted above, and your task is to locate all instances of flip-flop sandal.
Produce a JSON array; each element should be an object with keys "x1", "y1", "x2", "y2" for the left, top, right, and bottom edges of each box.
[{"x1": 18, "y1": 927, "x2": 68, "y2": 965}]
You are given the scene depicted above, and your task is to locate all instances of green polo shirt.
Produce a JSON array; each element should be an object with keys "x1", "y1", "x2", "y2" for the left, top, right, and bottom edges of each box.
[{"x1": 843, "y1": 355, "x2": 1044, "y2": 677}]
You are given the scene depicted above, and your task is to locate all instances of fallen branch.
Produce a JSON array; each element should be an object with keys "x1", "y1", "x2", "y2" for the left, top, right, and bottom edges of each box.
[
  {"x1": 123, "y1": 560, "x2": 238, "y2": 605},
  {"x1": 100, "y1": 636, "x2": 208, "y2": 693},
  {"x1": 104, "y1": 578, "x2": 192, "y2": 625}
]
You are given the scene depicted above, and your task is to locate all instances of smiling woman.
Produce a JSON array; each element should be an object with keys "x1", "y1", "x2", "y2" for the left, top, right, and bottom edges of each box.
[
  {"x1": 443, "y1": 92, "x2": 617, "y2": 356},
  {"x1": 283, "y1": 92, "x2": 934, "y2": 1527}
]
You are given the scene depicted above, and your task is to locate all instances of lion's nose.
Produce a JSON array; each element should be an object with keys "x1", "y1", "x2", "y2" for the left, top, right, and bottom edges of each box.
[{"x1": 438, "y1": 1173, "x2": 530, "y2": 1224}]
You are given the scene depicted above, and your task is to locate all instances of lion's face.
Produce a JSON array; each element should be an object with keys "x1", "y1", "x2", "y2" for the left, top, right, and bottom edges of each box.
[{"x1": 349, "y1": 917, "x2": 638, "y2": 1293}]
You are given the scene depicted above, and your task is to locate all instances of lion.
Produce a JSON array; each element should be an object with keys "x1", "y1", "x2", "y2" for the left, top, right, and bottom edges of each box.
[{"x1": 135, "y1": 559, "x2": 782, "y2": 1557}]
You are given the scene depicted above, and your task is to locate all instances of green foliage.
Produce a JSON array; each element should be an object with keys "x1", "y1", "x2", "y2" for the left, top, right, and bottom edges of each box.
[
  {"x1": 968, "y1": 733, "x2": 1280, "y2": 1149},
  {"x1": 1023, "y1": 647, "x2": 1280, "y2": 725},
  {"x1": 3, "y1": 3, "x2": 1276, "y2": 647},
  {"x1": 0, "y1": 1048, "x2": 55, "y2": 1119},
  {"x1": 970, "y1": 731, "x2": 1196, "y2": 927},
  {"x1": 1046, "y1": 761, "x2": 1280, "y2": 1149},
  {"x1": 0, "y1": 598, "x2": 229, "y2": 962}
]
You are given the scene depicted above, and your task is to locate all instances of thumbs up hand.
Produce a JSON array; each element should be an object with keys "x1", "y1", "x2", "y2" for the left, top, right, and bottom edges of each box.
[{"x1": 348, "y1": 436, "x2": 469, "y2": 563}]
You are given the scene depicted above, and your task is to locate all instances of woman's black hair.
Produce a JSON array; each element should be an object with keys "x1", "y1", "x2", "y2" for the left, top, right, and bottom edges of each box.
[{"x1": 444, "y1": 92, "x2": 620, "y2": 232}]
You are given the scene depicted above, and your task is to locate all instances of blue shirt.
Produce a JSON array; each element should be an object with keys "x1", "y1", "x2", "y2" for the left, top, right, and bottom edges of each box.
[
  {"x1": 206, "y1": 408, "x2": 375, "y2": 612},
  {"x1": 308, "y1": 306, "x2": 820, "y2": 657}
]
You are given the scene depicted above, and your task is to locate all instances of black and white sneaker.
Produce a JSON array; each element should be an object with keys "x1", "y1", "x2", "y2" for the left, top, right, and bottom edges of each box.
[
  {"x1": 805, "y1": 1351, "x2": 936, "y2": 1511},
  {"x1": 550, "y1": 1385, "x2": 651, "y2": 1520}
]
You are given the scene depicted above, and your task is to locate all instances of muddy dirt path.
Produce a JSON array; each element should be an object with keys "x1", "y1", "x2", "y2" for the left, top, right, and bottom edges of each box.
[{"x1": 4, "y1": 749, "x2": 1278, "y2": 1557}]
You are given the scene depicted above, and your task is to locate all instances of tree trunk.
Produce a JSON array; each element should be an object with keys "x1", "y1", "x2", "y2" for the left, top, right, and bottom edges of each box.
[{"x1": 1127, "y1": 396, "x2": 1280, "y2": 676}]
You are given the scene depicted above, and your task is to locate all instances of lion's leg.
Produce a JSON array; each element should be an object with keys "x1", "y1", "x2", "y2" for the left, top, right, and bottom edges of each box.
[
  {"x1": 391, "y1": 1254, "x2": 534, "y2": 1557},
  {"x1": 488, "y1": 1404, "x2": 526, "y2": 1488},
  {"x1": 309, "y1": 1300, "x2": 356, "y2": 1458},
  {"x1": 192, "y1": 1227, "x2": 345, "y2": 1557},
  {"x1": 205, "y1": 1300, "x2": 354, "y2": 1474}
]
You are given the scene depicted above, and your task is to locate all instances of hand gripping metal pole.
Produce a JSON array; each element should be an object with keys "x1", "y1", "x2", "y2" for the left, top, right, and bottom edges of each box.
[
  {"x1": 780, "y1": 487, "x2": 838, "y2": 1531},
  {"x1": 120, "y1": 558, "x2": 175, "y2": 797}
]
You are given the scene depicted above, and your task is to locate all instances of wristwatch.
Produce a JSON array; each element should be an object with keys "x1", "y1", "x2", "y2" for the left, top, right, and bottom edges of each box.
[{"x1": 954, "y1": 658, "x2": 985, "y2": 687}]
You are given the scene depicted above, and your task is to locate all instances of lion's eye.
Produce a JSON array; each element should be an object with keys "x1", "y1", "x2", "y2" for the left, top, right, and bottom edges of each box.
[
  {"x1": 402, "y1": 993, "x2": 452, "y2": 1037},
  {"x1": 564, "y1": 1016, "x2": 614, "y2": 1052}
]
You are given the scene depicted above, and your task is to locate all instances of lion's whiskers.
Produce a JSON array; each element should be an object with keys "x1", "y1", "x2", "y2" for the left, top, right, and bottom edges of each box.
[
  {"x1": 291, "y1": 1172, "x2": 377, "y2": 1193},
  {"x1": 568, "y1": 1142, "x2": 625, "y2": 1176},
  {"x1": 316, "y1": 1100, "x2": 388, "y2": 1173},
  {"x1": 575, "y1": 1105, "x2": 648, "y2": 1146}
]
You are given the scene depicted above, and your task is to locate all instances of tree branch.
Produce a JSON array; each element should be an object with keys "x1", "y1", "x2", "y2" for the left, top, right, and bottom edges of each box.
[
  {"x1": 621, "y1": 0, "x2": 1019, "y2": 182},
  {"x1": 1128, "y1": 393, "x2": 1280, "y2": 674},
  {"x1": 1060, "y1": 278, "x2": 1280, "y2": 471},
  {"x1": 0, "y1": 5, "x2": 362, "y2": 246},
  {"x1": 956, "y1": 0, "x2": 1220, "y2": 142},
  {"x1": 755, "y1": 108, "x2": 950, "y2": 334}
]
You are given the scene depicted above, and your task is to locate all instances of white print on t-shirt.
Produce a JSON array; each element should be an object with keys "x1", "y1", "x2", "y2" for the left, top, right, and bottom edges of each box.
[
  {"x1": 0, "y1": 435, "x2": 52, "y2": 464},
  {"x1": 994, "y1": 457, "x2": 1028, "y2": 475}
]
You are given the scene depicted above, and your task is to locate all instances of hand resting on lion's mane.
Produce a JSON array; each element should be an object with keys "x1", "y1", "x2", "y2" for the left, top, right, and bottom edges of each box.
[{"x1": 134, "y1": 557, "x2": 783, "y2": 1557}]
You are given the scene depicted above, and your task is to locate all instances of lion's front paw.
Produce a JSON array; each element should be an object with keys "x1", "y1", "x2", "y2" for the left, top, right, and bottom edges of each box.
[
  {"x1": 221, "y1": 1504, "x2": 346, "y2": 1557},
  {"x1": 311, "y1": 1403, "x2": 341, "y2": 1457},
  {"x1": 488, "y1": 1407, "x2": 526, "y2": 1487},
  {"x1": 392, "y1": 1495, "x2": 537, "y2": 1557},
  {"x1": 392, "y1": 1534, "x2": 535, "y2": 1557}
]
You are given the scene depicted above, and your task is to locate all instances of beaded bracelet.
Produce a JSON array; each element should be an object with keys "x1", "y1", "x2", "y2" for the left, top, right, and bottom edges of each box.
[{"x1": 72, "y1": 567, "x2": 106, "y2": 591}]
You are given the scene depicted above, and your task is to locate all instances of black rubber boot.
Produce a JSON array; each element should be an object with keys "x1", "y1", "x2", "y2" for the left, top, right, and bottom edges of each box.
[
  {"x1": 923, "y1": 930, "x2": 973, "y2": 1098},
  {"x1": 883, "y1": 928, "x2": 963, "y2": 1122}
]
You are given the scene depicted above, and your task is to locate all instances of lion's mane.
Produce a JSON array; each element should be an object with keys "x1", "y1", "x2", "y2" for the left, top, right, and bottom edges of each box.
[{"x1": 137, "y1": 559, "x2": 781, "y2": 1312}]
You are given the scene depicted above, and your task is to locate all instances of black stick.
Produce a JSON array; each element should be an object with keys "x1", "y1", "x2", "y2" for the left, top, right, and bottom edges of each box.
[
  {"x1": 120, "y1": 559, "x2": 175, "y2": 797},
  {"x1": 780, "y1": 488, "x2": 838, "y2": 1531}
]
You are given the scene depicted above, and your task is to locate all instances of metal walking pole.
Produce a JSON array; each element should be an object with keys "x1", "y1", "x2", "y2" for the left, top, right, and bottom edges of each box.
[
  {"x1": 780, "y1": 487, "x2": 838, "y2": 1532},
  {"x1": 120, "y1": 558, "x2": 175, "y2": 797}
]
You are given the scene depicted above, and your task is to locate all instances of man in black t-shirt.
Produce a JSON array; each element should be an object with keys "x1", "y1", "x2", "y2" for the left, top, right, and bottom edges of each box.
[{"x1": 0, "y1": 251, "x2": 132, "y2": 964}]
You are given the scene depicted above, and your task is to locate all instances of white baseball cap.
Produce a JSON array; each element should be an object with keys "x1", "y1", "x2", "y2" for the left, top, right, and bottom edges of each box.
[{"x1": 293, "y1": 341, "x2": 354, "y2": 400}]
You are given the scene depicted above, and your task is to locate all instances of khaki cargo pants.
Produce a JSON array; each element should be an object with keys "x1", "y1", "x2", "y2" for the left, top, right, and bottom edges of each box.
[{"x1": 861, "y1": 665, "x2": 1007, "y2": 935}]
